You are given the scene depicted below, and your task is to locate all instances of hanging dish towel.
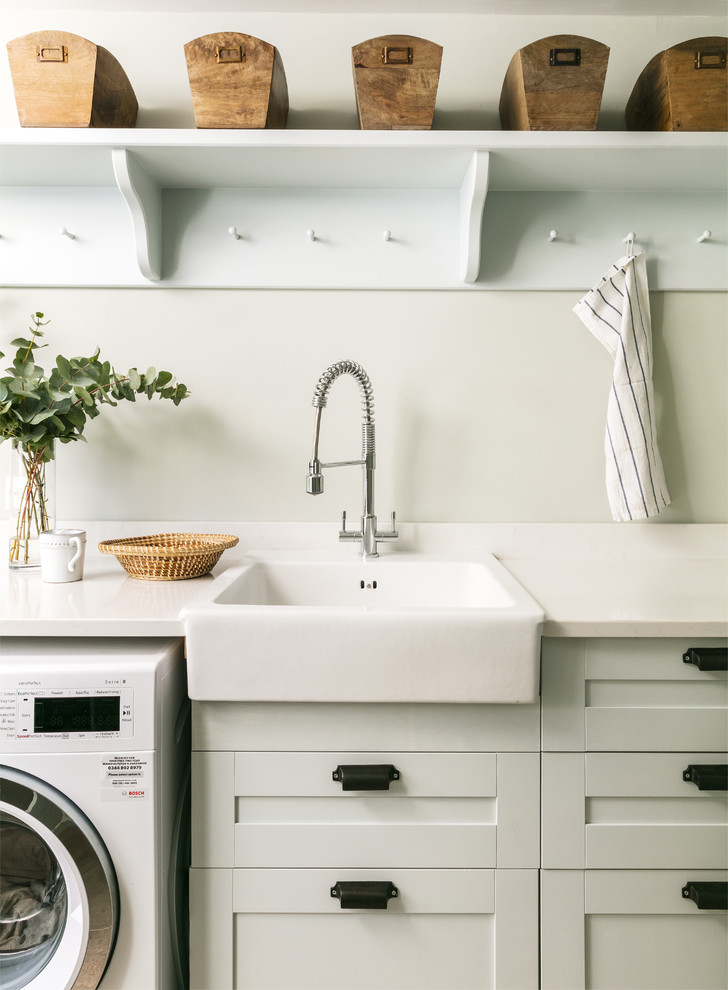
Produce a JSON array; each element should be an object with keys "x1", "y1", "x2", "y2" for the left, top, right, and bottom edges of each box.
[{"x1": 574, "y1": 251, "x2": 670, "y2": 522}]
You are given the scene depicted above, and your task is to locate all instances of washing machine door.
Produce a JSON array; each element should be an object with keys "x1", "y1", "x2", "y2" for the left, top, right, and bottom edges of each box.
[{"x1": 0, "y1": 767, "x2": 119, "y2": 990}]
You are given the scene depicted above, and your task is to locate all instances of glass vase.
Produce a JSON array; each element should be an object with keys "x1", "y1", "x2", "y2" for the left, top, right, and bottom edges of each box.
[{"x1": 8, "y1": 442, "x2": 56, "y2": 569}]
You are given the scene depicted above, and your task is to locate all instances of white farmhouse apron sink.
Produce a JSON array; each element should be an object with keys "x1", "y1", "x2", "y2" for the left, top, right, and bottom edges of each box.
[{"x1": 183, "y1": 550, "x2": 544, "y2": 703}]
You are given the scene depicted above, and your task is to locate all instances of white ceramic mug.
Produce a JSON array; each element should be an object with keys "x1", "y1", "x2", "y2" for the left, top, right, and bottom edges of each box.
[{"x1": 40, "y1": 529, "x2": 86, "y2": 583}]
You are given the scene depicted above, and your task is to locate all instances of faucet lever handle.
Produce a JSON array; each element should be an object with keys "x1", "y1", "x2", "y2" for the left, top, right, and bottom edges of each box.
[
  {"x1": 376, "y1": 510, "x2": 399, "y2": 542},
  {"x1": 339, "y1": 510, "x2": 362, "y2": 542}
]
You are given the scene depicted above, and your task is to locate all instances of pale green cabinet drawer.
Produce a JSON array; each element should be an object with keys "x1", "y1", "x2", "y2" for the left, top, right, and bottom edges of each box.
[
  {"x1": 543, "y1": 751, "x2": 728, "y2": 869},
  {"x1": 542, "y1": 638, "x2": 728, "y2": 753},
  {"x1": 542, "y1": 869, "x2": 728, "y2": 990},
  {"x1": 191, "y1": 867, "x2": 539, "y2": 990},
  {"x1": 193, "y1": 750, "x2": 540, "y2": 870}
]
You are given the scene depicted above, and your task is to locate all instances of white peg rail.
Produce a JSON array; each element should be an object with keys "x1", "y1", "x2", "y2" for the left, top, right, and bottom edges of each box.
[{"x1": 0, "y1": 129, "x2": 725, "y2": 290}]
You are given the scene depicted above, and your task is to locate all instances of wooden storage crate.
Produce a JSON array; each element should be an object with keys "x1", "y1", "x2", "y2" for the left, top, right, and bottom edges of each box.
[
  {"x1": 184, "y1": 32, "x2": 288, "y2": 129},
  {"x1": 499, "y1": 34, "x2": 609, "y2": 131},
  {"x1": 6, "y1": 31, "x2": 138, "y2": 128},
  {"x1": 352, "y1": 35, "x2": 443, "y2": 130},
  {"x1": 626, "y1": 36, "x2": 727, "y2": 131}
]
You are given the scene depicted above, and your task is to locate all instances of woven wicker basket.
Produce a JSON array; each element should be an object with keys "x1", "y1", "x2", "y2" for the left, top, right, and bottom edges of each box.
[{"x1": 98, "y1": 532, "x2": 239, "y2": 581}]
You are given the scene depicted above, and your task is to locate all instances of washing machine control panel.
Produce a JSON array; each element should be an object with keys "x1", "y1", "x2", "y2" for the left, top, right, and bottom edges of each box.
[{"x1": 3, "y1": 686, "x2": 134, "y2": 741}]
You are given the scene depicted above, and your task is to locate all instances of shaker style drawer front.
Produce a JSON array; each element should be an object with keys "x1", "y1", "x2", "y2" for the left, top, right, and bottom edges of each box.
[
  {"x1": 543, "y1": 752, "x2": 728, "y2": 869},
  {"x1": 587, "y1": 751, "x2": 728, "y2": 869},
  {"x1": 542, "y1": 638, "x2": 728, "y2": 753},
  {"x1": 192, "y1": 750, "x2": 539, "y2": 869},
  {"x1": 233, "y1": 751, "x2": 539, "y2": 869},
  {"x1": 542, "y1": 870, "x2": 728, "y2": 990},
  {"x1": 191, "y1": 868, "x2": 539, "y2": 990}
]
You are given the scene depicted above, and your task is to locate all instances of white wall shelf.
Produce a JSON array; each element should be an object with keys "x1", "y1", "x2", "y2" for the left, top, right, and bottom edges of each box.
[{"x1": 1, "y1": 129, "x2": 726, "y2": 289}]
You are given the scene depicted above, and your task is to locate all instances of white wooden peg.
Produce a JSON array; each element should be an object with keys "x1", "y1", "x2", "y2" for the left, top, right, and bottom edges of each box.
[
  {"x1": 228, "y1": 226, "x2": 242, "y2": 240},
  {"x1": 623, "y1": 231, "x2": 636, "y2": 255},
  {"x1": 548, "y1": 229, "x2": 558, "y2": 242},
  {"x1": 59, "y1": 227, "x2": 75, "y2": 240},
  {"x1": 697, "y1": 230, "x2": 712, "y2": 243},
  {"x1": 306, "y1": 229, "x2": 316, "y2": 242},
  {"x1": 383, "y1": 229, "x2": 392, "y2": 242}
]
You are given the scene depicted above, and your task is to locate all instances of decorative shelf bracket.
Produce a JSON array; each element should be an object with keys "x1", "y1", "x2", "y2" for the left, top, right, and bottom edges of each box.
[
  {"x1": 460, "y1": 150, "x2": 490, "y2": 283},
  {"x1": 112, "y1": 148, "x2": 163, "y2": 282}
]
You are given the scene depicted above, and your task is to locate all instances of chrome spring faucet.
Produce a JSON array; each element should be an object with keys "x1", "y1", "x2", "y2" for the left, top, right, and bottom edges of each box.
[{"x1": 306, "y1": 360, "x2": 397, "y2": 558}]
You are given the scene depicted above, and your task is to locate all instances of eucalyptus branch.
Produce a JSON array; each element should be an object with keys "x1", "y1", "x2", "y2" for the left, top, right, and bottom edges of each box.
[{"x1": 0, "y1": 312, "x2": 190, "y2": 460}]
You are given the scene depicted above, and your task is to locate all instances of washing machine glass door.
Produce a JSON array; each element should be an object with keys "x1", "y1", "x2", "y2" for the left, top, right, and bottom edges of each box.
[{"x1": 0, "y1": 767, "x2": 119, "y2": 990}]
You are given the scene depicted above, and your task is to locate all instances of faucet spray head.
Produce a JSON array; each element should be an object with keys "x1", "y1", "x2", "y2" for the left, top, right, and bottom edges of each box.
[{"x1": 307, "y1": 459, "x2": 324, "y2": 495}]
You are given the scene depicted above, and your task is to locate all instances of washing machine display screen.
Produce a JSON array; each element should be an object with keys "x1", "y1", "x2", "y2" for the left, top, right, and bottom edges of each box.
[{"x1": 33, "y1": 696, "x2": 121, "y2": 733}]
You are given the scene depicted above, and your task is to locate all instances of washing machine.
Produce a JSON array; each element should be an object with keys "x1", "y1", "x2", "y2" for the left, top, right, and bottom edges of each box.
[{"x1": 0, "y1": 637, "x2": 190, "y2": 990}]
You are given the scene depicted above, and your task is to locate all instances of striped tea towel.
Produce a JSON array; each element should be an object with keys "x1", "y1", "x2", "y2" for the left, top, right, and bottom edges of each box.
[{"x1": 573, "y1": 251, "x2": 670, "y2": 522}]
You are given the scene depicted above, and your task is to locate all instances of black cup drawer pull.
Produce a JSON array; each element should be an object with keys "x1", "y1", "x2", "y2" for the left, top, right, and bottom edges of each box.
[
  {"x1": 332, "y1": 764, "x2": 400, "y2": 790},
  {"x1": 331, "y1": 881, "x2": 399, "y2": 909},
  {"x1": 683, "y1": 764, "x2": 728, "y2": 790},
  {"x1": 682, "y1": 882, "x2": 728, "y2": 910},
  {"x1": 682, "y1": 647, "x2": 728, "y2": 671}
]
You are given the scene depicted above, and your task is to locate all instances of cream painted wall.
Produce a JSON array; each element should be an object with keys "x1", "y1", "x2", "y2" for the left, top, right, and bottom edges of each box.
[
  {"x1": 1, "y1": 9, "x2": 726, "y2": 524},
  {"x1": 1, "y1": 288, "x2": 725, "y2": 523}
]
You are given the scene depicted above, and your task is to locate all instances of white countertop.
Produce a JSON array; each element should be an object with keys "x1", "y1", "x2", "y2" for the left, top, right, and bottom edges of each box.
[
  {"x1": 504, "y1": 557, "x2": 727, "y2": 637},
  {"x1": 1, "y1": 523, "x2": 726, "y2": 639}
]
